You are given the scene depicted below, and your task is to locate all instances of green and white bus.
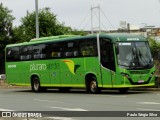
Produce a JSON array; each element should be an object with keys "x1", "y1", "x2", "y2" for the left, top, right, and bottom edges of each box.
[{"x1": 5, "y1": 33, "x2": 155, "y2": 93}]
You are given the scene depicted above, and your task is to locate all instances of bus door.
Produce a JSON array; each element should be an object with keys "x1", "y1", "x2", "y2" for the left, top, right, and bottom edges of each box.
[
  {"x1": 49, "y1": 61, "x2": 61, "y2": 87},
  {"x1": 59, "y1": 41, "x2": 74, "y2": 87},
  {"x1": 49, "y1": 42, "x2": 65, "y2": 87},
  {"x1": 100, "y1": 39, "x2": 116, "y2": 88},
  {"x1": 59, "y1": 58, "x2": 74, "y2": 87}
]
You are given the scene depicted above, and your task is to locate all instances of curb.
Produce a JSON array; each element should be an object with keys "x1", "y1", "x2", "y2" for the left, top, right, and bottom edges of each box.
[
  {"x1": 0, "y1": 80, "x2": 30, "y2": 89},
  {"x1": 130, "y1": 87, "x2": 160, "y2": 91}
]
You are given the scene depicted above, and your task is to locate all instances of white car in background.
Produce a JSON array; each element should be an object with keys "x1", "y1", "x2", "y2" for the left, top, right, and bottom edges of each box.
[{"x1": 0, "y1": 74, "x2": 6, "y2": 80}]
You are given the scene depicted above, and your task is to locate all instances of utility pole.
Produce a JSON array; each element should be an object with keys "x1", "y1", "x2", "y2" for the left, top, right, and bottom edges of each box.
[
  {"x1": 98, "y1": 4, "x2": 101, "y2": 34},
  {"x1": 91, "y1": 4, "x2": 101, "y2": 34},
  {"x1": 35, "y1": 0, "x2": 39, "y2": 38},
  {"x1": 91, "y1": 6, "x2": 93, "y2": 34},
  {"x1": 127, "y1": 23, "x2": 130, "y2": 33}
]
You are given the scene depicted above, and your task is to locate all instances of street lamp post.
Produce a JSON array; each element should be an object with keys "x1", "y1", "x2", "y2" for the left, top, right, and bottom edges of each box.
[{"x1": 35, "y1": 0, "x2": 39, "y2": 38}]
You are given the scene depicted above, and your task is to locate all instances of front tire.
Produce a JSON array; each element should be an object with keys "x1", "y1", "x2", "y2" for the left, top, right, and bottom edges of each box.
[{"x1": 31, "y1": 77, "x2": 41, "y2": 92}]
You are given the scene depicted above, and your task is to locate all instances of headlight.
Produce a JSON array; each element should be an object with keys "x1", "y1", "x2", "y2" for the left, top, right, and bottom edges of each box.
[
  {"x1": 121, "y1": 72, "x2": 130, "y2": 79},
  {"x1": 150, "y1": 71, "x2": 155, "y2": 77}
]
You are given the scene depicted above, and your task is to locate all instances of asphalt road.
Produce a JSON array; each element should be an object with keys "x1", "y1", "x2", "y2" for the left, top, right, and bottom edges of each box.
[{"x1": 0, "y1": 88, "x2": 160, "y2": 120}]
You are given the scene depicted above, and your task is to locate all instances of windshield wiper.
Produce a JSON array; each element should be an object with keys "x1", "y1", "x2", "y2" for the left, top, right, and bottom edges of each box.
[
  {"x1": 118, "y1": 64, "x2": 129, "y2": 67},
  {"x1": 118, "y1": 63, "x2": 137, "y2": 68}
]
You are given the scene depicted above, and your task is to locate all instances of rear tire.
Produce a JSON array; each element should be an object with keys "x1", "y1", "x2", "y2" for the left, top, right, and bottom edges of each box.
[
  {"x1": 86, "y1": 77, "x2": 100, "y2": 94},
  {"x1": 31, "y1": 77, "x2": 41, "y2": 92}
]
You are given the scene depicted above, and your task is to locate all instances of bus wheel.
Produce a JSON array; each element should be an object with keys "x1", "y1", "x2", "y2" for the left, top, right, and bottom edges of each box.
[
  {"x1": 119, "y1": 88, "x2": 129, "y2": 94},
  {"x1": 87, "y1": 77, "x2": 100, "y2": 93},
  {"x1": 31, "y1": 77, "x2": 41, "y2": 92}
]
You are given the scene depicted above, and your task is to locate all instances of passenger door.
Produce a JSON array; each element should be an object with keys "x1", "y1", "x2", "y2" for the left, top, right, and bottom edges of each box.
[{"x1": 100, "y1": 39, "x2": 116, "y2": 88}]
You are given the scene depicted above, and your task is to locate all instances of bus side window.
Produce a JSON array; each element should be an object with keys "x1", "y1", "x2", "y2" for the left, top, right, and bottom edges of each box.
[
  {"x1": 49, "y1": 42, "x2": 64, "y2": 58},
  {"x1": 33, "y1": 44, "x2": 46, "y2": 60},
  {"x1": 51, "y1": 52, "x2": 59, "y2": 57},
  {"x1": 40, "y1": 44, "x2": 47, "y2": 59},
  {"x1": 19, "y1": 46, "x2": 28, "y2": 61},
  {"x1": 80, "y1": 39, "x2": 97, "y2": 57},
  {"x1": 27, "y1": 46, "x2": 33, "y2": 60},
  {"x1": 6, "y1": 47, "x2": 19, "y2": 62},
  {"x1": 33, "y1": 45, "x2": 40, "y2": 59},
  {"x1": 63, "y1": 41, "x2": 79, "y2": 58},
  {"x1": 74, "y1": 51, "x2": 79, "y2": 57},
  {"x1": 81, "y1": 47, "x2": 88, "y2": 56}
]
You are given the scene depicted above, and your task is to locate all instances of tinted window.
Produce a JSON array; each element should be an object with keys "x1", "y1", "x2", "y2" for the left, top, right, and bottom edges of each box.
[
  {"x1": 6, "y1": 38, "x2": 98, "y2": 62},
  {"x1": 100, "y1": 39, "x2": 115, "y2": 71},
  {"x1": 80, "y1": 39, "x2": 98, "y2": 57},
  {"x1": 33, "y1": 44, "x2": 46, "y2": 59},
  {"x1": 19, "y1": 46, "x2": 28, "y2": 60},
  {"x1": 49, "y1": 42, "x2": 64, "y2": 58},
  {"x1": 6, "y1": 47, "x2": 19, "y2": 62},
  {"x1": 63, "y1": 41, "x2": 79, "y2": 58}
]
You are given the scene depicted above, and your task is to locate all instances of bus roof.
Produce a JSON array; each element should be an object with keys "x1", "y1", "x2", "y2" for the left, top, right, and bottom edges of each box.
[
  {"x1": 6, "y1": 33, "x2": 147, "y2": 47},
  {"x1": 99, "y1": 33, "x2": 146, "y2": 42},
  {"x1": 30, "y1": 35, "x2": 79, "y2": 42}
]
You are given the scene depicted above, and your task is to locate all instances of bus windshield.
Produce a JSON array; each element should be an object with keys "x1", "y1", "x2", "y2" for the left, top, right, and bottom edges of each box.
[{"x1": 116, "y1": 42, "x2": 154, "y2": 69}]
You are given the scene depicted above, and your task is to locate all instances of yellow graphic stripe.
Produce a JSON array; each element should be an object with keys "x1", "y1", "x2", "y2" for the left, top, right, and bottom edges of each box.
[
  {"x1": 10, "y1": 83, "x2": 85, "y2": 88},
  {"x1": 62, "y1": 60, "x2": 75, "y2": 75},
  {"x1": 41, "y1": 84, "x2": 85, "y2": 87},
  {"x1": 103, "y1": 83, "x2": 155, "y2": 88}
]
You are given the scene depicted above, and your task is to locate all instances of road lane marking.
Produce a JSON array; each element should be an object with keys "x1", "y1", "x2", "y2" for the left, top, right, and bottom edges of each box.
[
  {"x1": 46, "y1": 106, "x2": 88, "y2": 111},
  {"x1": 34, "y1": 99, "x2": 64, "y2": 103},
  {"x1": 0, "y1": 108, "x2": 15, "y2": 111},
  {"x1": 106, "y1": 95, "x2": 127, "y2": 98},
  {"x1": 137, "y1": 102, "x2": 160, "y2": 105},
  {"x1": 136, "y1": 108, "x2": 160, "y2": 111},
  {"x1": 111, "y1": 96, "x2": 126, "y2": 98}
]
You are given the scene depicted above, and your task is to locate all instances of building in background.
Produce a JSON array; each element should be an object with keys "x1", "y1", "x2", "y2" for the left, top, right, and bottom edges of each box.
[{"x1": 85, "y1": 22, "x2": 160, "y2": 41}]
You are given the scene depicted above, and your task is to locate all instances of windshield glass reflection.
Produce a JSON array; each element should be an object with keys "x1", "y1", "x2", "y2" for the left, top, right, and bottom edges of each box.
[{"x1": 116, "y1": 42, "x2": 153, "y2": 69}]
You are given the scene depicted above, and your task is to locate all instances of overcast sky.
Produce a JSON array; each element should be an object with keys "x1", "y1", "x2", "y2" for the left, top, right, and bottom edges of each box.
[{"x1": 1, "y1": 0, "x2": 160, "y2": 30}]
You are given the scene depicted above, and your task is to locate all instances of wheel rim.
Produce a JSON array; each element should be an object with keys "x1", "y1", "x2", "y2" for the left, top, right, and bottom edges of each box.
[
  {"x1": 34, "y1": 80, "x2": 39, "y2": 91},
  {"x1": 90, "y1": 80, "x2": 97, "y2": 92}
]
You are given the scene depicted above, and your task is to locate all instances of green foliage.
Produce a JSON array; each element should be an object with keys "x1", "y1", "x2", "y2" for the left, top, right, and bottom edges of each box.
[
  {"x1": 13, "y1": 8, "x2": 84, "y2": 42},
  {"x1": 13, "y1": 8, "x2": 87, "y2": 43},
  {"x1": 68, "y1": 29, "x2": 87, "y2": 36},
  {"x1": 12, "y1": 26, "x2": 26, "y2": 43},
  {"x1": 148, "y1": 37, "x2": 160, "y2": 59},
  {"x1": 0, "y1": 3, "x2": 15, "y2": 53},
  {"x1": 0, "y1": 3, "x2": 15, "y2": 73}
]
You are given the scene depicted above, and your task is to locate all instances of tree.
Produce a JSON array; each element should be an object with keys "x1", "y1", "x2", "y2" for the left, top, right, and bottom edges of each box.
[
  {"x1": 0, "y1": 3, "x2": 14, "y2": 53},
  {"x1": 13, "y1": 8, "x2": 74, "y2": 42},
  {"x1": 13, "y1": 8, "x2": 87, "y2": 43},
  {"x1": 12, "y1": 25, "x2": 26, "y2": 43},
  {"x1": 0, "y1": 3, "x2": 15, "y2": 73},
  {"x1": 148, "y1": 37, "x2": 160, "y2": 60}
]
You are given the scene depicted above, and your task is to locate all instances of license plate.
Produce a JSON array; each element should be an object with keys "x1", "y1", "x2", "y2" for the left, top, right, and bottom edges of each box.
[{"x1": 138, "y1": 80, "x2": 144, "y2": 83}]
